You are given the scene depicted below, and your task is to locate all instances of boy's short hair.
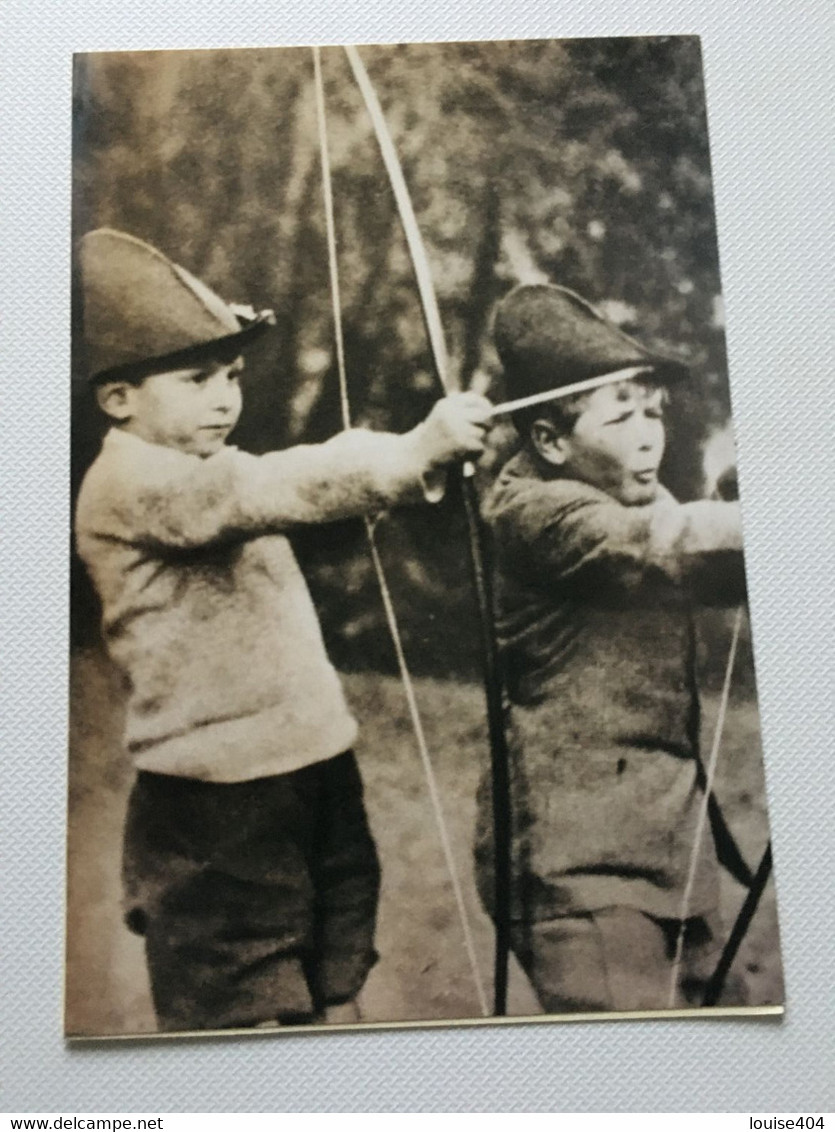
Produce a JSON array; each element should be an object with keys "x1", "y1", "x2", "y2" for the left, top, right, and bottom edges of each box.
[{"x1": 512, "y1": 391, "x2": 591, "y2": 441}]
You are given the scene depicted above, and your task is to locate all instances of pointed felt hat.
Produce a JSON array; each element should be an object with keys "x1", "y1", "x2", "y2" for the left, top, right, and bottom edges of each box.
[
  {"x1": 79, "y1": 228, "x2": 275, "y2": 383},
  {"x1": 493, "y1": 283, "x2": 688, "y2": 399}
]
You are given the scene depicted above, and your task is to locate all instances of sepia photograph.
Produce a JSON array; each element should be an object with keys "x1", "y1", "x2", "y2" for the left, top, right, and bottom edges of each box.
[{"x1": 67, "y1": 36, "x2": 784, "y2": 1039}]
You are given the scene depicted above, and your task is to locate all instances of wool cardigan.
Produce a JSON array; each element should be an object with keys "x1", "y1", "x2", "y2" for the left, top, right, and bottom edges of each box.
[
  {"x1": 479, "y1": 449, "x2": 748, "y2": 920},
  {"x1": 76, "y1": 426, "x2": 441, "y2": 783}
]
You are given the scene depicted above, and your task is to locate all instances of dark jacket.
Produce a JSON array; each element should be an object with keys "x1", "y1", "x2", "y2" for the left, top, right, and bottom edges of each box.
[{"x1": 479, "y1": 450, "x2": 747, "y2": 921}]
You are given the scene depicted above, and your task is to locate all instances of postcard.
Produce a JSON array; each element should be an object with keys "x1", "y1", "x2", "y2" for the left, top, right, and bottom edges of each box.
[{"x1": 67, "y1": 36, "x2": 783, "y2": 1038}]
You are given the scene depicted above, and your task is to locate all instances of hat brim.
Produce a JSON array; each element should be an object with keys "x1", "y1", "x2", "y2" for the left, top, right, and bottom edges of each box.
[
  {"x1": 628, "y1": 356, "x2": 690, "y2": 384},
  {"x1": 89, "y1": 313, "x2": 274, "y2": 385},
  {"x1": 573, "y1": 301, "x2": 690, "y2": 386}
]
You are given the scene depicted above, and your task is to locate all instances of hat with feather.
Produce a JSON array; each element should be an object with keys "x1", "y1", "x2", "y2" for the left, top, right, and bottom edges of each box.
[{"x1": 79, "y1": 228, "x2": 275, "y2": 384}]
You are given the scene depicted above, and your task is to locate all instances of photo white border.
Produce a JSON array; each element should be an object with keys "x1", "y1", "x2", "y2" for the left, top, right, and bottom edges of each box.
[{"x1": 2, "y1": 0, "x2": 832, "y2": 1112}]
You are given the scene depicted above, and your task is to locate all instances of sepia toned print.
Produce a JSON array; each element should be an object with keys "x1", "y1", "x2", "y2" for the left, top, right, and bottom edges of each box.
[{"x1": 68, "y1": 37, "x2": 783, "y2": 1038}]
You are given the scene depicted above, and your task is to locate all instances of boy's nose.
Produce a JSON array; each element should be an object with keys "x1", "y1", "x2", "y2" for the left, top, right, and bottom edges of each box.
[
  {"x1": 637, "y1": 431, "x2": 663, "y2": 455},
  {"x1": 208, "y1": 380, "x2": 237, "y2": 413},
  {"x1": 636, "y1": 418, "x2": 663, "y2": 449}
]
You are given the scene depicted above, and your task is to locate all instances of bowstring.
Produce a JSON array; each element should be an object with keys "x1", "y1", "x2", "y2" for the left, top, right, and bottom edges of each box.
[
  {"x1": 312, "y1": 46, "x2": 489, "y2": 1018},
  {"x1": 344, "y1": 43, "x2": 514, "y2": 1014},
  {"x1": 667, "y1": 604, "x2": 744, "y2": 1008}
]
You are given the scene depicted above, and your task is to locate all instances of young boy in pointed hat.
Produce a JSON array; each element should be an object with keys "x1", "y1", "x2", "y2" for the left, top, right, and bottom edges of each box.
[
  {"x1": 476, "y1": 283, "x2": 750, "y2": 1012},
  {"x1": 74, "y1": 228, "x2": 491, "y2": 1032}
]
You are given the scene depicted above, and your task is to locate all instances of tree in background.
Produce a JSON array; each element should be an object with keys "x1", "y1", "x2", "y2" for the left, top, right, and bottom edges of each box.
[{"x1": 72, "y1": 38, "x2": 734, "y2": 676}]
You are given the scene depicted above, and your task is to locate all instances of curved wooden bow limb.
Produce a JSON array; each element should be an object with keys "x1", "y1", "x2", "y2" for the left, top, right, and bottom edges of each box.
[
  {"x1": 313, "y1": 46, "x2": 494, "y2": 1018},
  {"x1": 342, "y1": 44, "x2": 513, "y2": 1017}
]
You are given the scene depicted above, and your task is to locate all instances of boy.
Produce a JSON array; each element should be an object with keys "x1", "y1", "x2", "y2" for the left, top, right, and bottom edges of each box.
[
  {"x1": 476, "y1": 283, "x2": 748, "y2": 1012},
  {"x1": 74, "y1": 228, "x2": 491, "y2": 1031}
]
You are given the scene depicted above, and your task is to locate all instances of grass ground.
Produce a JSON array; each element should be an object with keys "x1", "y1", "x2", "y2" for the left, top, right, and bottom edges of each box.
[{"x1": 65, "y1": 644, "x2": 783, "y2": 1037}]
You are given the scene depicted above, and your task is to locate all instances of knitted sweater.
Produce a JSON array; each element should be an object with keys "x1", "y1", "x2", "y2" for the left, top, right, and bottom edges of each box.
[
  {"x1": 480, "y1": 449, "x2": 748, "y2": 919},
  {"x1": 75, "y1": 426, "x2": 441, "y2": 782}
]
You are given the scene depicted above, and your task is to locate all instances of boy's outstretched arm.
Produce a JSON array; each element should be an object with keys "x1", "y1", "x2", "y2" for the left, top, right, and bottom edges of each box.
[
  {"x1": 77, "y1": 393, "x2": 492, "y2": 552},
  {"x1": 490, "y1": 479, "x2": 747, "y2": 606}
]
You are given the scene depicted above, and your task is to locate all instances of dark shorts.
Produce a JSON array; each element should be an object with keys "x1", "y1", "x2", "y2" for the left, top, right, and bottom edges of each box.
[{"x1": 122, "y1": 750, "x2": 380, "y2": 1031}]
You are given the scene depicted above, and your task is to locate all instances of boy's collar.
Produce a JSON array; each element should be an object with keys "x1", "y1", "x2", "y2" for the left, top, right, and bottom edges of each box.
[
  {"x1": 104, "y1": 427, "x2": 167, "y2": 455},
  {"x1": 103, "y1": 427, "x2": 236, "y2": 459},
  {"x1": 501, "y1": 446, "x2": 562, "y2": 483}
]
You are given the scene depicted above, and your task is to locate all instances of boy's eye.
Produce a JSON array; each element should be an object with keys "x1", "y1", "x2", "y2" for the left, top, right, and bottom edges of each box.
[
  {"x1": 605, "y1": 411, "x2": 633, "y2": 425},
  {"x1": 183, "y1": 365, "x2": 241, "y2": 385}
]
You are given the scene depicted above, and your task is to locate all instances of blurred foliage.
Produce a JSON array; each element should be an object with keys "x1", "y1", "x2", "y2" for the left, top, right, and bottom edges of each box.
[{"x1": 72, "y1": 38, "x2": 737, "y2": 676}]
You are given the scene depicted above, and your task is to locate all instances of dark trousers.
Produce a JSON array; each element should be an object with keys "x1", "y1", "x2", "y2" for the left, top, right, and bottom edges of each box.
[{"x1": 122, "y1": 751, "x2": 380, "y2": 1031}]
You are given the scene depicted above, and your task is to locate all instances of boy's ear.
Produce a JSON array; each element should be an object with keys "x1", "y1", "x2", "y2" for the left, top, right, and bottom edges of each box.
[
  {"x1": 530, "y1": 417, "x2": 570, "y2": 467},
  {"x1": 95, "y1": 381, "x2": 136, "y2": 422}
]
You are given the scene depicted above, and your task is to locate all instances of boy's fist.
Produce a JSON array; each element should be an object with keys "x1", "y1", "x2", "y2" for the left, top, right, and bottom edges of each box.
[{"x1": 420, "y1": 392, "x2": 493, "y2": 467}]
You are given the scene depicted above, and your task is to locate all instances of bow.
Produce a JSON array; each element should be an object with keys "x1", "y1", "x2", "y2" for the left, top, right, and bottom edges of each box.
[
  {"x1": 340, "y1": 45, "x2": 514, "y2": 1018},
  {"x1": 669, "y1": 602, "x2": 774, "y2": 1007},
  {"x1": 313, "y1": 45, "x2": 514, "y2": 1018}
]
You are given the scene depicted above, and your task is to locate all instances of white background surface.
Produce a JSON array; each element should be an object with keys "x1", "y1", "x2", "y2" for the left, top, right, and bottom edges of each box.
[{"x1": 1, "y1": 0, "x2": 833, "y2": 1113}]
